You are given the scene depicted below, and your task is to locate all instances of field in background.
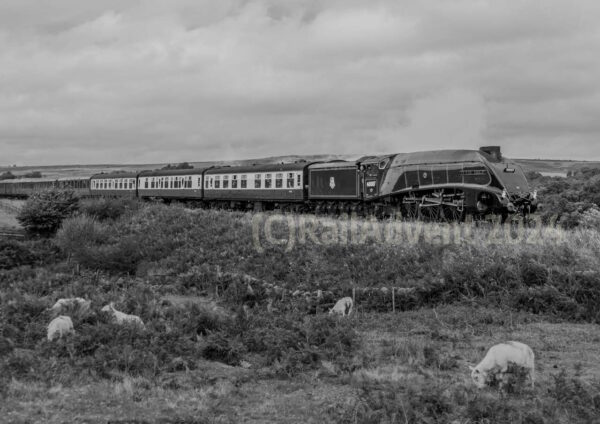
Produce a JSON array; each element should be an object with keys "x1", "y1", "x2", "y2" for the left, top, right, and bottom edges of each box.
[{"x1": 2, "y1": 202, "x2": 600, "y2": 423}]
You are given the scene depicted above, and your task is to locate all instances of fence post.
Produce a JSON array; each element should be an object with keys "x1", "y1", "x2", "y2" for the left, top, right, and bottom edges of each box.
[{"x1": 392, "y1": 287, "x2": 395, "y2": 313}]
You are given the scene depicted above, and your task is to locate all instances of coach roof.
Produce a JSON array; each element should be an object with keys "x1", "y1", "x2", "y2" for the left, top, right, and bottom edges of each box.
[
  {"x1": 90, "y1": 172, "x2": 139, "y2": 179},
  {"x1": 205, "y1": 162, "x2": 311, "y2": 174},
  {"x1": 138, "y1": 167, "x2": 211, "y2": 177}
]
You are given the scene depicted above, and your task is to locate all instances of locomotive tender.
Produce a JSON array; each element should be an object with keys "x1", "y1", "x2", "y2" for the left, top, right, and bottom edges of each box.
[{"x1": 0, "y1": 146, "x2": 537, "y2": 221}]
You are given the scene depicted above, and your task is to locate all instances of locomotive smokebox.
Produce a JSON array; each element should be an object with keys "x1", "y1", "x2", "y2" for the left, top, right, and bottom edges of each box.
[{"x1": 479, "y1": 146, "x2": 502, "y2": 162}]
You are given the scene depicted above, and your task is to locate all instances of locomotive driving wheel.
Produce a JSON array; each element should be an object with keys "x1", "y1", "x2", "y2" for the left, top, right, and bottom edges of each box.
[
  {"x1": 401, "y1": 199, "x2": 419, "y2": 220},
  {"x1": 440, "y1": 203, "x2": 465, "y2": 222}
]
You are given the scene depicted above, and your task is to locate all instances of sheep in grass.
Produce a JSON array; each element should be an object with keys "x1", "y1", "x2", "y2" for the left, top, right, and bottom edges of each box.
[
  {"x1": 101, "y1": 303, "x2": 145, "y2": 328},
  {"x1": 49, "y1": 297, "x2": 91, "y2": 317},
  {"x1": 47, "y1": 316, "x2": 75, "y2": 341},
  {"x1": 329, "y1": 297, "x2": 353, "y2": 317},
  {"x1": 469, "y1": 341, "x2": 535, "y2": 389}
]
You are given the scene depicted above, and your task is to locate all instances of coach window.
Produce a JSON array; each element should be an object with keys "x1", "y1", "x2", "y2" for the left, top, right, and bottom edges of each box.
[
  {"x1": 265, "y1": 174, "x2": 272, "y2": 188},
  {"x1": 188, "y1": 176, "x2": 192, "y2": 188},
  {"x1": 231, "y1": 175, "x2": 238, "y2": 189},
  {"x1": 223, "y1": 175, "x2": 229, "y2": 189},
  {"x1": 241, "y1": 175, "x2": 247, "y2": 189},
  {"x1": 198, "y1": 177, "x2": 202, "y2": 188},
  {"x1": 254, "y1": 174, "x2": 261, "y2": 188},
  {"x1": 205, "y1": 179, "x2": 209, "y2": 189},
  {"x1": 286, "y1": 173, "x2": 294, "y2": 188},
  {"x1": 275, "y1": 173, "x2": 283, "y2": 188},
  {"x1": 214, "y1": 175, "x2": 221, "y2": 188},
  {"x1": 297, "y1": 174, "x2": 302, "y2": 188}
]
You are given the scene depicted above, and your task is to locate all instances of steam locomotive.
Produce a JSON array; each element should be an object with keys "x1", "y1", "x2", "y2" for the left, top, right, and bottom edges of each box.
[{"x1": 0, "y1": 146, "x2": 537, "y2": 221}]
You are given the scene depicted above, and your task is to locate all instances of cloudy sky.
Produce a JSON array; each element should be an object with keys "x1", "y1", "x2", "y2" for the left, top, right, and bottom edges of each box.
[{"x1": 1, "y1": 0, "x2": 600, "y2": 166}]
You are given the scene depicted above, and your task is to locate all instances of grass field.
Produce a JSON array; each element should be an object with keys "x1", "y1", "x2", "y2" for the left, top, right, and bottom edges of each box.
[{"x1": 2, "y1": 202, "x2": 600, "y2": 423}]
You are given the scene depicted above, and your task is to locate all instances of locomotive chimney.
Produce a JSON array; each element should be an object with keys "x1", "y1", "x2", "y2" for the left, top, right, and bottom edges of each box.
[{"x1": 479, "y1": 146, "x2": 502, "y2": 162}]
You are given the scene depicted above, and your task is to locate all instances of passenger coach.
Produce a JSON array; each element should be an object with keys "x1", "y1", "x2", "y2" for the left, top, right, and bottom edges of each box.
[
  {"x1": 137, "y1": 168, "x2": 209, "y2": 200},
  {"x1": 90, "y1": 172, "x2": 138, "y2": 198},
  {"x1": 204, "y1": 163, "x2": 309, "y2": 210}
]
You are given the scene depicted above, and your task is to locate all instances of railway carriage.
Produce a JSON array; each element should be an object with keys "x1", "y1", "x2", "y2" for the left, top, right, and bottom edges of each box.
[
  {"x1": 137, "y1": 168, "x2": 208, "y2": 200},
  {"x1": 0, "y1": 178, "x2": 60, "y2": 197},
  {"x1": 56, "y1": 177, "x2": 91, "y2": 197},
  {"x1": 90, "y1": 172, "x2": 138, "y2": 198},
  {"x1": 204, "y1": 163, "x2": 309, "y2": 210}
]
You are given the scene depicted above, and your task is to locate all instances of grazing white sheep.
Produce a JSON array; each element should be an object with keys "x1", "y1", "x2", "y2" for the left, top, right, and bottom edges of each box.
[
  {"x1": 469, "y1": 341, "x2": 535, "y2": 389},
  {"x1": 329, "y1": 297, "x2": 353, "y2": 317},
  {"x1": 47, "y1": 316, "x2": 74, "y2": 341},
  {"x1": 50, "y1": 297, "x2": 91, "y2": 316},
  {"x1": 101, "y1": 303, "x2": 145, "y2": 328}
]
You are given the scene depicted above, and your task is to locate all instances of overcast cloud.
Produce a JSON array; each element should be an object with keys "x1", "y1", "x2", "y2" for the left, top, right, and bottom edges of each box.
[{"x1": 1, "y1": 0, "x2": 600, "y2": 165}]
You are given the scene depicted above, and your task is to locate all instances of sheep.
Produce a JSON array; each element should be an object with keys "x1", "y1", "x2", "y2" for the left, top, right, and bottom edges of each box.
[
  {"x1": 47, "y1": 316, "x2": 75, "y2": 341},
  {"x1": 101, "y1": 303, "x2": 145, "y2": 328},
  {"x1": 329, "y1": 297, "x2": 353, "y2": 317},
  {"x1": 469, "y1": 341, "x2": 535, "y2": 389},
  {"x1": 49, "y1": 297, "x2": 91, "y2": 316}
]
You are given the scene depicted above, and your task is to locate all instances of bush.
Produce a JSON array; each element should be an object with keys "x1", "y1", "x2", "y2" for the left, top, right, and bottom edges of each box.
[
  {"x1": 201, "y1": 332, "x2": 244, "y2": 366},
  {"x1": 0, "y1": 171, "x2": 16, "y2": 180},
  {"x1": 550, "y1": 369, "x2": 600, "y2": 421},
  {"x1": 80, "y1": 197, "x2": 140, "y2": 221},
  {"x1": 17, "y1": 189, "x2": 79, "y2": 236},
  {"x1": 238, "y1": 312, "x2": 359, "y2": 375},
  {"x1": 0, "y1": 240, "x2": 37, "y2": 269},
  {"x1": 344, "y1": 380, "x2": 454, "y2": 424},
  {"x1": 56, "y1": 205, "x2": 189, "y2": 274}
]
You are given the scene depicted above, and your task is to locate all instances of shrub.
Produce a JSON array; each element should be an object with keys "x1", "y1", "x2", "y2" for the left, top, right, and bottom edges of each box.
[
  {"x1": 201, "y1": 332, "x2": 244, "y2": 366},
  {"x1": 80, "y1": 197, "x2": 140, "y2": 221},
  {"x1": 16, "y1": 189, "x2": 79, "y2": 236},
  {"x1": 346, "y1": 380, "x2": 453, "y2": 424},
  {"x1": 550, "y1": 369, "x2": 600, "y2": 421},
  {"x1": 0, "y1": 240, "x2": 37, "y2": 269},
  {"x1": 238, "y1": 312, "x2": 359, "y2": 375}
]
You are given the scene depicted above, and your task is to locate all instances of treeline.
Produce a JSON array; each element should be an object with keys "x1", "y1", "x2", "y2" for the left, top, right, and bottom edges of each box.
[
  {"x1": 528, "y1": 167, "x2": 600, "y2": 229},
  {"x1": 0, "y1": 171, "x2": 43, "y2": 180}
]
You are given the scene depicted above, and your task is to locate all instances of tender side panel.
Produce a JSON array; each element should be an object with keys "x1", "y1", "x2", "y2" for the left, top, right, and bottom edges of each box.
[{"x1": 308, "y1": 166, "x2": 360, "y2": 199}]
